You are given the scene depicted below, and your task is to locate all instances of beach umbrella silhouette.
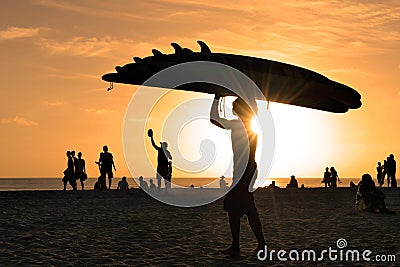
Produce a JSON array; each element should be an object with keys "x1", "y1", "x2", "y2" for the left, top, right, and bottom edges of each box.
[{"x1": 102, "y1": 41, "x2": 361, "y2": 113}]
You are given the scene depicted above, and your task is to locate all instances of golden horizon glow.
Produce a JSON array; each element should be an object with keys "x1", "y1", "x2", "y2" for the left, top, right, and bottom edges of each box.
[{"x1": 0, "y1": 1, "x2": 399, "y2": 179}]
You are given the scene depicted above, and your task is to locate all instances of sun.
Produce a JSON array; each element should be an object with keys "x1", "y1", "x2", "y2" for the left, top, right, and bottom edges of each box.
[{"x1": 251, "y1": 116, "x2": 261, "y2": 134}]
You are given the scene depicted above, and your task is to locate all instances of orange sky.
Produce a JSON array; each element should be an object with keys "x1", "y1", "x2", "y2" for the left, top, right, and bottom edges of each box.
[{"x1": 0, "y1": 0, "x2": 399, "y2": 179}]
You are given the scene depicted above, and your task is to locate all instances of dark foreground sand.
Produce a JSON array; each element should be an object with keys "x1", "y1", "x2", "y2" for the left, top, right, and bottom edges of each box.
[{"x1": 0, "y1": 188, "x2": 399, "y2": 266}]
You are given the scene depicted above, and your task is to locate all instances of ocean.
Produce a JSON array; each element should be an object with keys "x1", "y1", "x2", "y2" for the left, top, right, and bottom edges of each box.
[{"x1": 0, "y1": 177, "x2": 393, "y2": 191}]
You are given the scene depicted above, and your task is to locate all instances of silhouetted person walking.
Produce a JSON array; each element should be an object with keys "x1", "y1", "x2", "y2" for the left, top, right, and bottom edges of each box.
[
  {"x1": 210, "y1": 95, "x2": 266, "y2": 257},
  {"x1": 74, "y1": 152, "x2": 87, "y2": 190},
  {"x1": 63, "y1": 151, "x2": 76, "y2": 190},
  {"x1": 376, "y1": 162, "x2": 383, "y2": 187},
  {"x1": 97, "y1": 145, "x2": 116, "y2": 189},
  {"x1": 323, "y1": 167, "x2": 331, "y2": 187},
  {"x1": 148, "y1": 129, "x2": 172, "y2": 191}
]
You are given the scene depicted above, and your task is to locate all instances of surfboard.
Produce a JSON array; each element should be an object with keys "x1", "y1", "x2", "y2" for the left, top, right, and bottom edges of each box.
[{"x1": 102, "y1": 41, "x2": 361, "y2": 113}]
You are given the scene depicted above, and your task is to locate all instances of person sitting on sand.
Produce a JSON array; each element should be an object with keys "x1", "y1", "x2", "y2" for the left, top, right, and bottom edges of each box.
[
  {"x1": 149, "y1": 179, "x2": 156, "y2": 191},
  {"x1": 210, "y1": 95, "x2": 266, "y2": 257},
  {"x1": 117, "y1": 176, "x2": 129, "y2": 190},
  {"x1": 267, "y1": 181, "x2": 278, "y2": 188},
  {"x1": 322, "y1": 167, "x2": 331, "y2": 188},
  {"x1": 286, "y1": 175, "x2": 298, "y2": 188},
  {"x1": 219, "y1": 176, "x2": 229, "y2": 190},
  {"x1": 356, "y1": 174, "x2": 394, "y2": 214}
]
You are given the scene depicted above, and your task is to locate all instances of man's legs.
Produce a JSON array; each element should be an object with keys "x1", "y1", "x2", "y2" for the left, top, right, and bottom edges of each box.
[
  {"x1": 228, "y1": 212, "x2": 240, "y2": 249},
  {"x1": 221, "y1": 212, "x2": 241, "y2": 257},
  {"x1": 247, "y1": 210, "x2": 266, "y2": 249}
]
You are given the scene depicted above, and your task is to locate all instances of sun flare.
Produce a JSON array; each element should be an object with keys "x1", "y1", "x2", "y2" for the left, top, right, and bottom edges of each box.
[{"x1": 251, "y1": 116, "x2": 261, "y2": 134}]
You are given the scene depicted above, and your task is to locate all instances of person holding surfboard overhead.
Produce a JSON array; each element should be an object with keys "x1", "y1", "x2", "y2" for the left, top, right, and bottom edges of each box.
[{"x1": 210, "y1": 95, "x2": 266, "y2": 257}]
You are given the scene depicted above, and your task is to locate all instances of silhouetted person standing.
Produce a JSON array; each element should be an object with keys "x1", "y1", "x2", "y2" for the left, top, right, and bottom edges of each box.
[
  {"x1": 71, "y1": 150, "x2": 79, "y2": 181},
  {"x1": 148, "y1": 129, "x2": 172, "y2": 191},
  {"x1": 98, "y1": 145, "x2": 116, "y2": 189},
  {"x1": 63, "y1": 151, "x2": 76, "y2": 190},
  {"x1": 166, "y1": 161, "x2": 173, "y2": 189},
  {"x1": 330, "y1": 167, "x2": 340, "y2": 188},
  {"x1": 76, "y1": 152, "x2": 87, "y2": 190},
  {"x1": 382, "y1": 159, "x2": 388, "y2": 186},
  {"x1": 210, "y1": 95, "x2": 266, "y2": 257},
  {"x1": 376, "y1": 162, "x2": 383, "y2": 187},
  {"x1": 323, "y1": 167, "x2": 331, "y2": 187},
  {"x1": 387, "y1": 154, "x2": 397, "y2": 188}
]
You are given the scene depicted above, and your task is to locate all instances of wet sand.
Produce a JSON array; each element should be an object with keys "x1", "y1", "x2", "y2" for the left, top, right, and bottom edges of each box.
[{"x1": 0, "y1": 188, "x2": 399, "y2": 266}]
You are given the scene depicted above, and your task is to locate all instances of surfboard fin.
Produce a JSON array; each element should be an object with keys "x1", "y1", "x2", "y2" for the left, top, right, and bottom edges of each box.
[
  {"x1": 133, "y1": 57, "x2": 142, "y2": 63},
  {"x1": 171, "y1": 43, "x2": 183, "y2": 54},
  {"x1": 182, "y1": 48, "x2": 194, "y2": 54},
  {"x1": 197, "y1": 40, "x2": 211, "y2": 53},
  {"x1": 152, "y1": 49, "x2": 164, "y2": 57}
]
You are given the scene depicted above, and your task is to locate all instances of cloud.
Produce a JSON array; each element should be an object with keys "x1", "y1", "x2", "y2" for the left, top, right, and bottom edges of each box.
[
  {"x1": 38, "y1": 36, "x2": 126, "y2": 57},
  {"x1": 44, "y1": 100, "x2": 64, "y2": 106},
  {"x1": 85, "y1": 108, "x2": 117, "y2": 116},
  {"x1": 0, "y1": 26, "x2": 42, "y2": 40},
  {"x1": 47, "y1": 73, "x2": 99, "y2": 80},
  {"x1": 1, "y1": 116, "x2": 38, "y2": 126},
  {"x1": 33, "y1": 0, "x2": 164, "y2": 22}
]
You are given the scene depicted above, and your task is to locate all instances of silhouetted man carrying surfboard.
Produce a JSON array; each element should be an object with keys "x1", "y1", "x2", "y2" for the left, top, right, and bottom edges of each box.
[{"x1": 210, "y1": 95, "x2": 266, "y2": 257}]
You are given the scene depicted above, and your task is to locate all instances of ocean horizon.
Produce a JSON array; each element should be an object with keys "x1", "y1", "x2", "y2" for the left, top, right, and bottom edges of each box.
[{"x1": 0, "y1": 177, "x2": 394, "y2": 191}]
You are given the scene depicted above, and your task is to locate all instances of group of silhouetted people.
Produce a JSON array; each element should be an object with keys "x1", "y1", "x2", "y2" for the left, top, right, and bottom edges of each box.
[
  {"x1": 376, "y1": 154, "x2": 397, "y2": 188},
  {"x1": 63, "y1": 151, "x2": 87, "y2": 190},
  {"x1": 63, "y1": 145, "x2": 120, "y2": 190},
  {"x1": 322, "y1": 166, "x2": 341, "y2": 188},
  {"x1": 138, "y1": 176, "x2": 158, "y2": 191}
]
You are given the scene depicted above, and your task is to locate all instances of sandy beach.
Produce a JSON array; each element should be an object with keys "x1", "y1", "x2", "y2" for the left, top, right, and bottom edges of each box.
[{"x1": 0, "y1": 188, "x2": 399, "y2": 266}]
